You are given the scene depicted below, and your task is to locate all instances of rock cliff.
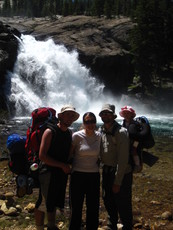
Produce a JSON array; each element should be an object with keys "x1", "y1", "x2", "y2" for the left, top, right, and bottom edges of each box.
[
  {"x1": 0, "y1": 21, "x2": 21, "y2": 110},
  {"x1": 0, "y1": 16, "x2": 134, "y2": 98}
]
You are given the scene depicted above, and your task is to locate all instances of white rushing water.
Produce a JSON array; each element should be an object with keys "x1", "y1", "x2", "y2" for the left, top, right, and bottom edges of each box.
[
  {"x1": 5, "y1": 34, "x2": 173, "y2": 124},
  {"x1": 6, "y1": 34, "x2": 118, "y2": 122}
]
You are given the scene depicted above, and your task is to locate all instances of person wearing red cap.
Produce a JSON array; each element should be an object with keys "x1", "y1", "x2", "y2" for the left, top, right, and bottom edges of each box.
[{"x1": 119, "y1": 106, "x2": 142, "y2": 173}]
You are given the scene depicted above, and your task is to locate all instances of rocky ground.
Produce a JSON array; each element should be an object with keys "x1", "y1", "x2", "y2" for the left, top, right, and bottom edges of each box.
[{"x1": 0, "y1": 136, "x2": 173, "y2": 230}]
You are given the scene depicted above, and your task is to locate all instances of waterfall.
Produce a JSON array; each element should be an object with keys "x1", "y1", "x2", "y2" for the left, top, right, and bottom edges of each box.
[
  {"x1": 6, "y1": 34, "x2": 120, "y2": 122},
  {"x1": 6, "y1": 34, "x2": 168, "y2": 122}
]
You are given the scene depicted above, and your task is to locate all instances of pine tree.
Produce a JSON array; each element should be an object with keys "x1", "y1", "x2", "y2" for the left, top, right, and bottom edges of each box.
[
  {"x1": 85, "y1": 0, "x2": 92, "y2": 15},
  {"x1": 68, "y1": 0, "x2": 73, "y2": 15},
  {"x1": 62, "y1": 0, "x2": 69, "y2": 16},
  {"x1": 104, "y1": 0, "x2": 113, "y2": 19},
  {"x1": 55, "y1": 0, "x2": 63, "y2": 15},
  {"x1": 12, "y1": 0, "x2": 17, "y2": 15},
  {"x1": 73, "y1": 0, "x2": 80, "y2": 15},
  {"x1": 3, "y1": 0, "x2": 11, "y2": 16},
  {"x1": 129, "y1": 0, "x2": 173, "y2": 88},
  {"x1": 92, "y1": 0, "x2": 105, "y2": 17},
  {"x1": 161, "y1": 0, "x2": 173, "y2": 69},
  {"x1": 113, "y1": 0, "x2": 121, "y2": 17}
]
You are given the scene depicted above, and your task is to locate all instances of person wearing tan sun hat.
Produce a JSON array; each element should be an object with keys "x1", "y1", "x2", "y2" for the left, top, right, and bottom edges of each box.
[
  {"x1": 58, "y1": 105, "x2": 80, "y2": 123},
  {"x1": 34, "y1": 105, "x2": 80, "y2": 230},
  {"x1": 99, "y1": 104, "x2": 133, "y2": 230},
  {"x1": 119, "y1": 105, "x2": 143, "y2": 174}
]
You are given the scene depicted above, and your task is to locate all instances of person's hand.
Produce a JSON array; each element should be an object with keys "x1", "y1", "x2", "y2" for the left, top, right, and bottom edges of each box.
[
  {"x1": 61, "y1": 163, "x2": 72, "y2": 174},
  {"x1": 112, "y1": 184, "x2": 120, "y2": 193}
]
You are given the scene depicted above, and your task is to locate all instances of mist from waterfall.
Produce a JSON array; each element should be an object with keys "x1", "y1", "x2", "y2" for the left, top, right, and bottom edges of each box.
[
  {"x1": 5, "y1": 34, "x2": 119, "y2": 121},
  {"x1": 5, "y1": 34, "x2": 172, "y2": 123}
]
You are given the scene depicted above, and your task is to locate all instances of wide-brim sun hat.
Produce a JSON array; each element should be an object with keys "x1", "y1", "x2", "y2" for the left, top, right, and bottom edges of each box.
[
  {"x1": 119, "y1": 106, "x2": 136, "y2": 118},
  {"x1": 58, "y1": 105, "x2": 80, "y2": 121},
  {"x1": 99, "y1": 104, "x2": 117, "y2": 117}
]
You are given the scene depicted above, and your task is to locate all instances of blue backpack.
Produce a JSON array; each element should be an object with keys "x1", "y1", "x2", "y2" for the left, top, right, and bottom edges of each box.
[
  {"x1": 128, "y1": 116, "x2": 155, "y2": 149},
  {"x1": 7, "y1": 133, "x2": 29, "y2": 175}
]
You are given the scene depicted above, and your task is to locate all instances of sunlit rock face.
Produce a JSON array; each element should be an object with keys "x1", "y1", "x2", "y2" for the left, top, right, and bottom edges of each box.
[
  {"x1": 27, "y1": 16, "x2": 135, "y2": 94},
  {"x1": 0, "y1": 16, "x2": 135, "y2": 96}
]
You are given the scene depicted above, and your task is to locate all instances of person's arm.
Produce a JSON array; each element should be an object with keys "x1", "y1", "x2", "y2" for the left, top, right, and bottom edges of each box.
[
  {"x1": 113, "y1": 129, "x2": 130, "y2": 192},
  {"x1": 39, "y1": 128, "x2": 71, "y2": 174},
  {"x1": 68, "y1": 143, "x2": 75, "y2": 163}
]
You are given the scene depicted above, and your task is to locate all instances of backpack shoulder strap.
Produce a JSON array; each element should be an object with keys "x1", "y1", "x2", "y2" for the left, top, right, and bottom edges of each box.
[
  {"x1": 111, "y1": 122, "x2": 121, "y2": 136},
  {"x1": 99, "y1": 121, "x2": 121, "y2": 136},
  {"x1": 46, "y1": 120, "x2": 58, "y2": 142}
]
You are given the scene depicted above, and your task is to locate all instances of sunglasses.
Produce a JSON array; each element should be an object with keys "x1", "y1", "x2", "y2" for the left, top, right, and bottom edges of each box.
[
  {"x1": 84, "y1": 120, "x2": 96, "y2": 124},
  {"x1": 100, "y1": 112, "x2": 113, "y2": 116}
]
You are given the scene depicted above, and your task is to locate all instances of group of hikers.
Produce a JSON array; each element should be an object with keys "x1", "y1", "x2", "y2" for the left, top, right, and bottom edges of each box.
[{"x1": 33, "y1": 103, "x2": 144, "y2": 230}]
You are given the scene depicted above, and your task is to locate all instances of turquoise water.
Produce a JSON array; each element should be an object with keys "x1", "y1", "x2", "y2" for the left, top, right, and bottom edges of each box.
[
  {"x1": 73, "y1": 117, "x2": 173, "y2": 138},
  {"x1": 0, "y1": 117, "x2": 172, "y2": 161},
  {"x1": 1, "y1": 117, "x2": 173, "y2": 138},
  {"x1": 72, "y1": 117, "x2": 173, "y2": 138},
  {"x1": 148, "y1": 117, "x2": 173, "y2": 137}
]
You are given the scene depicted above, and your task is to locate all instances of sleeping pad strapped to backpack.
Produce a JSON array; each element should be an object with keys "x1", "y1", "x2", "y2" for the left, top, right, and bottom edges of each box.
[
  {"x1": 128, "y1": 116, "x2": 155, "y2": 149},
  {"x1": 7, "y1": 107, "x2": 58, "y2": 197}
]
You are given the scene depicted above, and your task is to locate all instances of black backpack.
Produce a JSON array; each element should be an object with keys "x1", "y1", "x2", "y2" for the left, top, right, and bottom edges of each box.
[{"x1": 128, "y1": 116, "x2": 155, "y2": 149}]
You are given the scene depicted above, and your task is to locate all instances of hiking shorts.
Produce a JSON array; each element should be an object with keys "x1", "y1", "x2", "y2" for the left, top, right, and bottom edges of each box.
[
  {"x1": 35, "y1": 171, "x2": 51, "y2": 213},
  {"x1": 35, "y1": 169, "x2": 68, "y2": 213}
]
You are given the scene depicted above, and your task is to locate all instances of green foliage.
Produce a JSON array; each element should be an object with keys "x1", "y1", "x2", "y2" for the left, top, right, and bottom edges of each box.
[
  {"x1": 130, "y1": 0, "x2": 173, "y2": 89},
  {"x1": 2, "y1": 0, "x2": 11, "y2": 16},
  {"x1": 1, "y1": 0, "x2": 138, "y2": 18},
  {"x1": 62, "y1": 0, "x2": 69, "y2": 16},
  {"x1": 104, "y1": 0, "x2": 113, "y2": 19}
]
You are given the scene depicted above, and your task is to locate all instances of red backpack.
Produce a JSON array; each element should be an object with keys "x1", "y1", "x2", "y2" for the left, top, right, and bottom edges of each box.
[
  {"x1": 25, "y1": 107, "x2": 57, "y2": 167},
  {"x1": 7, "y1": 107, "x2": 58, "y2": 197}
]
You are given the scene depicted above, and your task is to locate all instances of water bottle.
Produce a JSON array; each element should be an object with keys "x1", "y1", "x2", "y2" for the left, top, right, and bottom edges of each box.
[{"x1": 30, "y1": 163, "x2": 38, "y2": 171}]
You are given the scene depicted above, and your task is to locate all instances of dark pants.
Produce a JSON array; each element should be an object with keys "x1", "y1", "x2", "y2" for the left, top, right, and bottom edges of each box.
[
  {"x1": 102, "y1": 167, "x2": 133, "y2": 230},
  {"x1": 69, "y1": 171, "x2": 100, "y2": 230}
]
